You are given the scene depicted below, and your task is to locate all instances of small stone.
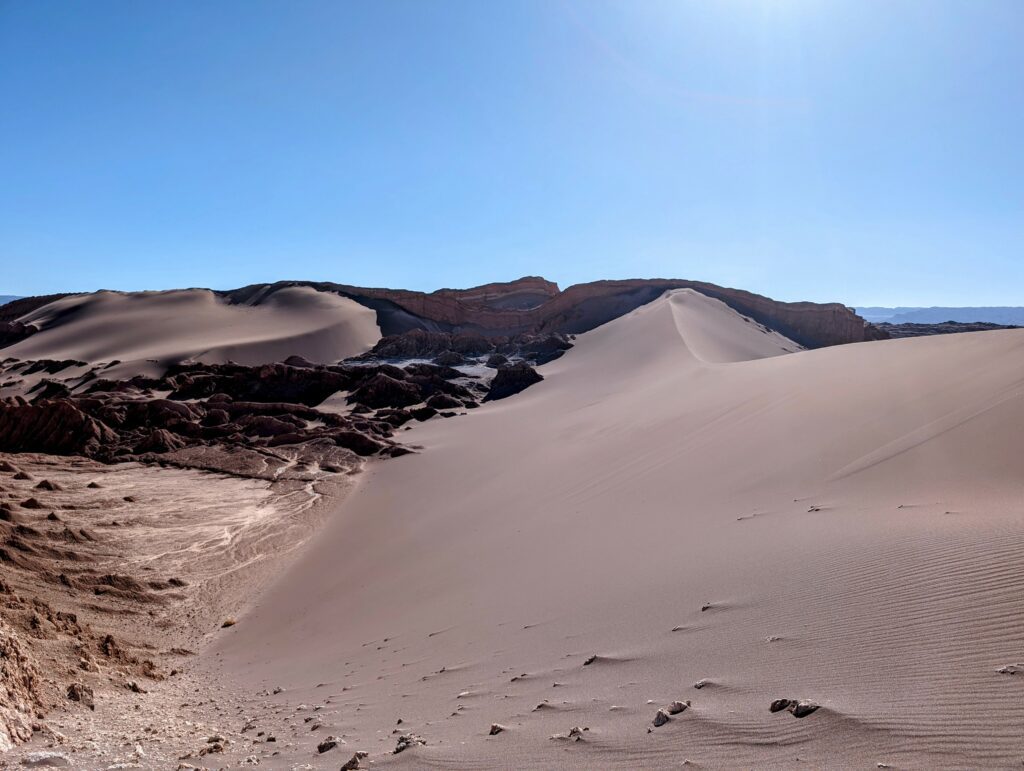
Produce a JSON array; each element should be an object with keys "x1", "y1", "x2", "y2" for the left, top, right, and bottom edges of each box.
[
  {"x1": 394, "y1": 733, "x2": 425, "y2": 754},
  {"x1": 652, "y1": 709, "x2": 671, "y2": 727},
  {"x1": 489, "y1": 723, "x2": 505, "y2": 735},
  {"x1": 770, "y1": 697, "x2": 819, "y2": 718},
  {"x1": 667, "y1": 700, "x2": 689, "y2": 715},
  {"x1": 316, "y1": 736, "x2": 338, "y2": 753},
  {"x1": 791, "y1": 700, "x2": 820, "y2": 718}
]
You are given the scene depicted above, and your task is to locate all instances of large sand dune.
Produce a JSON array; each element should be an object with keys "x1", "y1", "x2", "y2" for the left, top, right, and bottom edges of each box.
[
  {"x1": 5, "y1": 286, "x2": 380, "y2": 375},
  {"x1": 207, "y1": 289, "x2": 1024, "y2": 768}
]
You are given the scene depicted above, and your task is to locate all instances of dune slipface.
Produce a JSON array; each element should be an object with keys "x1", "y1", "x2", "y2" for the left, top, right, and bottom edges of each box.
[{"x1": 195, "y1": 289, "x2": 1024, "y2": 768}]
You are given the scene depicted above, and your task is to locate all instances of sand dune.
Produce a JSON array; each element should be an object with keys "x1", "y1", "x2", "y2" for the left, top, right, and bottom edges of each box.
[
  {"x1": 5, "y1": 286, "x2": 380, "y2": 375},
  {"x1": 203, "y1": 289, "x2": 1024, "y2": 767}
]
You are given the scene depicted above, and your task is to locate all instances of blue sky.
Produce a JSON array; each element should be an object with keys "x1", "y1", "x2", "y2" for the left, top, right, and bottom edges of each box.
[{"x1": 1, "y1": 1, "x2": 1021, "y2": 305}]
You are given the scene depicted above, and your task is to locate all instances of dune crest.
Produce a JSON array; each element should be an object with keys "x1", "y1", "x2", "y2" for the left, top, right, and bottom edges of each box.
[{"x1": 664, "y1": 288, "x2": 801, "y2": 363}]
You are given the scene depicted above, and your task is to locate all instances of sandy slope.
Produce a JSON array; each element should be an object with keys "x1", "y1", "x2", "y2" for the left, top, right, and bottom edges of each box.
[
  {"x1": 209, "y1": 289, "x2": 1024, "y2": 768},
  {"x1": 5, "y1": 286, "x2": 379, "y2": 376}
]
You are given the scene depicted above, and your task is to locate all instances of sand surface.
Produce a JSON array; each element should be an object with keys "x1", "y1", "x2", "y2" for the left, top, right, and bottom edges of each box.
[
  {"x1": 5, "y1": 286, "x2": 380, "y2": 377},
  {"x1": 201, "y1": 289, "x2": 1024, "y2": 768},
  {"x1": 4, "y1": 287, "x2": 1024, "y2": 768}
]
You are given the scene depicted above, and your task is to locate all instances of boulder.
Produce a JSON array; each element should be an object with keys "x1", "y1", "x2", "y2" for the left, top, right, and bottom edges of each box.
[
  {"x1": 425, "y1": 393, "x2": 462, "y2": 410},
  {"x1": 349, "y1": 374, "x2": 422, "y2": 409},
  {"x1": 484, "y1": 362, "x2": 543, "y2": 402},
  {"x1": 410, "y1": 406, "x2": 437, "y2": 422},
  {"x1": 434, "y1": 350, "x2": 465, "y2": 366}
]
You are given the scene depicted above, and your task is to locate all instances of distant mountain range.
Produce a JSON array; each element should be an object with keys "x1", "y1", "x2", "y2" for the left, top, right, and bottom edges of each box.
[
  {"x1": 857, "y1": 307, "x2": 1024, "y2": 325},
  {"x1": 0, "y1": 296, "x2": 22, "y2": 306}
]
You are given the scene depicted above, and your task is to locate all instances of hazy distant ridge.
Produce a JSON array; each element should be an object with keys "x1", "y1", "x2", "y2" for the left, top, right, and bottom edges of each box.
[{"x1": 857, "y1": 306, "x2": 1024, "y2": 325}]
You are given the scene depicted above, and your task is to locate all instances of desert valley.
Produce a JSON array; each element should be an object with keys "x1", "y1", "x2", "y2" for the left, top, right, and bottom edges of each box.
[{"x1": 0, "y1": 278, "x2": 1022, "y2": 769}]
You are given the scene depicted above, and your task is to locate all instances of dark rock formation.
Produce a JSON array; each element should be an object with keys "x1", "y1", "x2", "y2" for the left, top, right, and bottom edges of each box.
[
  {"x1": 362, "y1": 330, "x2": 572, "y2": 366},
  {"x1": 0, "y1": 362, "x2": 416, "y2": 474},
  {"x1": 484, "y1": 362, "x2": 543, "y2": 402},
  {"x1": 877, "y1": 321, "x2": 1019, "y2": 338},
  {"x1": 349, "y1": 373, "x2": 422, "y2": 409}
]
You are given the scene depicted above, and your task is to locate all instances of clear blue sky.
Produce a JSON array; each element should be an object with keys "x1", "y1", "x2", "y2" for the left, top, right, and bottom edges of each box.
[{"x1": 1, "y1": 1, "x2": 1021, "y2": 305}]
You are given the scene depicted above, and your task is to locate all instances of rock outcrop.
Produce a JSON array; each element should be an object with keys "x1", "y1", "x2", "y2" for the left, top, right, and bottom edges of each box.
[
  {"x1": 0, "y1": 363, "x2": 416, "y2": 475},
  {"x1": 0, "y1": 398, "x2": 118, "y2": 456},
  {"x1": 0, "y1": 615, "x2": 41, "y2": 751},
  {"x1": 484, "y1": 362, "x2": 543, "y2": 402}
]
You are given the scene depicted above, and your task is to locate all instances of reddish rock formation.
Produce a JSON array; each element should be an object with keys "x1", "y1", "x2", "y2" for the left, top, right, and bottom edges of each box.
[
  {"x1": 221, "y1": 277, "x2": 884, "y2": 349},
  {"x1": 0, "y1": 398, "x2": 118, "y2": 456},
  {"x1": 0, "y1": 615, "x2": 41, "y2": 751}
]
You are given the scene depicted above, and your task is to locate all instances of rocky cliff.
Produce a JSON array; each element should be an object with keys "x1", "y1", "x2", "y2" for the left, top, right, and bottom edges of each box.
[{"x1": 219, "y1": 277, "x2": 884, "y2": 349}]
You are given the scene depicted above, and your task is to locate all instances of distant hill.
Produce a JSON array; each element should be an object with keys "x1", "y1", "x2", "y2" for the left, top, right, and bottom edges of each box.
[
  {"x1": 0, "y1": 295, "x2": 22, "y2": 306},
  {"x1": 857, "y1": 307, "x2": 1024, "y2": 325}
]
